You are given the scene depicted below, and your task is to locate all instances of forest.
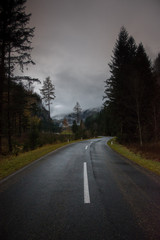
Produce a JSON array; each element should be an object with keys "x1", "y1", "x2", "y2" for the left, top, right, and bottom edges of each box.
[
  {"x1": 0, "y1": 1, "x2": 160, "y2": 157},
  {"x1": 102, "y1": 27, "x2": 160, "y2": 146},
  {"x1": 84, "y1": 27, "x2": 160, "y2": 149},
  {"x1": 0, "y1": 0, "x2": 61, "y2": 155}
]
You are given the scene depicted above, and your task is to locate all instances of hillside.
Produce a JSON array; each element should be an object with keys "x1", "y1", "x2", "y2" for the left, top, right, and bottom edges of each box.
[{"x1": 53, "y1": 107, "x2": 101, "y2": 126}]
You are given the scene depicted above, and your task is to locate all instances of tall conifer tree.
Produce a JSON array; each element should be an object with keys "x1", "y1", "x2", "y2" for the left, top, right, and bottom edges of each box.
[
  {"x1": 104, "y1": 27, "x2": 137, "y2": 141},
  {"x1": 104, "y1": 27, "x2": 154, "y2": 144},
  {"x1": 0, "y1": 0, "x2": 35, "y2": 152},
  {"x1": 152, "y1": 53, "x2": 160, "y2": 141},
  {"x1": 40, "y1": 77, "x2": 56, "y2": 118},
  {"x1": 73, "y1": 102, "x2": 82, "y2": 124},
  {"x1": 131, "y1": 43, "x2": 154, "y2": 145}
]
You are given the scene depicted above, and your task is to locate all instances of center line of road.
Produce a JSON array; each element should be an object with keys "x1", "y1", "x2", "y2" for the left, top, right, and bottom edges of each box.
[
  {"x1": 85, "y1": 145, "x2": 88, "y2": 150},
  {"x1": 83, "y1": 162, "x2": 90, "y2": 204}
]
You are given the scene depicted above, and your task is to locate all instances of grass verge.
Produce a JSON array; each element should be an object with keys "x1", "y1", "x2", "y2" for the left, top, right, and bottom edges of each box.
[
  {"x1": 108, "y1": 138, "x2": 160, "y2": 176},
  {"x1": 0, "y1": 140, "x2": 79, "y2": 180}
]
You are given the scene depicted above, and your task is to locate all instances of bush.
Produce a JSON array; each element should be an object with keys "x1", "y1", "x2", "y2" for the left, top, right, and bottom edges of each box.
[{"x1": 29, "y1": 129, "x2": 39, "y2": 150}]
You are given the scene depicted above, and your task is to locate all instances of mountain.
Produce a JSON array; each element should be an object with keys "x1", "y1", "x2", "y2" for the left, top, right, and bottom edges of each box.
[{"x1": 53, "y1": 107, "x2": 101, "y2": 126}]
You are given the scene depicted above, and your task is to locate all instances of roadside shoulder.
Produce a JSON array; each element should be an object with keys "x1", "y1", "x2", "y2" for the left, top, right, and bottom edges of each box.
[{"x1": 107, "y1": 138, "x2": 160, "y2": 181}]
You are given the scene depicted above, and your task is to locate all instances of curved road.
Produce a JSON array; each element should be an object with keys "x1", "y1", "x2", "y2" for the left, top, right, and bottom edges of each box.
[{"x1": 0, "y1": 137, "x2": 160, "y2": 240}]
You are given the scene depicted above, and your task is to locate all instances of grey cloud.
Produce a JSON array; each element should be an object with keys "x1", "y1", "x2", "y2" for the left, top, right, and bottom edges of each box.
[
  {"x1": 50, "y1": 69, "x2": 104, "y2": 116},
  {"x1": 25, "y1": 0, "x2": 160, "y2": 115}
]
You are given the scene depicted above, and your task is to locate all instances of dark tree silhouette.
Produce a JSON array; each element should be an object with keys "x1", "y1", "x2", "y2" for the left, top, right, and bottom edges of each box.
[
  {"x1": 72, "y1": 120, "x2": 78, "y2": 134},
  {"x1": 104, "y1": 27, "x2": 154, "y2": 145},
  {"x1": 104, "y1": 27, "x2": 137, "y2": 142},
  {"x1": 130, "y1": 43, "x2": 153, "y2": 145},
  {"x1": 152, "y1": 53, "x2": 160, "y2": 141},
  {"x1": 0, "y1": 0, "x2": 35, "y2": 152}
]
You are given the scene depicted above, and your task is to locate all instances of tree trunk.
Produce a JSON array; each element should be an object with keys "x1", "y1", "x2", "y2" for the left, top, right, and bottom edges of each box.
[
  {"x1": 48, "y1": 99, "x2": 50, "y2": 118},
  {"x1": 153, "y1": 105, "x2": 158, "y2": 142},
  {"x1": 7, "y1": 44, "x2": 12, "y2": 152},
  {"x1": 0, "y1": 65, "x2": 4, "y2": 154},
  {"x1": 136, "y1": 102, "x2": 143, "y2": 146},
  {"x1": 0, "y1": 39, "x2": 6, "y2": 154},
  {"x1": 19, "y1": 114, "x2": 22, "y2": 137}
]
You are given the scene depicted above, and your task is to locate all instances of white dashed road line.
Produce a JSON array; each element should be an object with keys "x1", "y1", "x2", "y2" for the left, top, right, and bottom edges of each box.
[{"x1": 83, "y1": 162, "x2": 90, "y2": 204}]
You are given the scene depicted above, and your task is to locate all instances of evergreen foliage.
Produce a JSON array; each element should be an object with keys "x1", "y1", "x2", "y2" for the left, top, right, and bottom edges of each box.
[
  {"x1": 73, "y1": 102, "x2": 82, "y2": 124},
  {"x1": 152, "y1": 53, "x2": 160, "y2": 141},
  {"x1": 103, "y1": 27, "x2": 157, "y2": 145},
  {"x1": 72, "y1": 120, "x2": 78, "y2": 134},
  {"x1": 0, "y1": 0, "x2": 35, "y2": 152},
  {"x1": 40, "y1": 76, "x2": 56, "y2": 118}
]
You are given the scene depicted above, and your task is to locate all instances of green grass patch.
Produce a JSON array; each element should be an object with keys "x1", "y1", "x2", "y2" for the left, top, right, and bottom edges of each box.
[
  {"x1": 60, "y1": 129, "x2": 73, "y2": 135},
  {"x1": 108, "y1": 138, "x2": 160, "y2": 176},
  {"x1": 0, "y1": 140, "x2": 79, "y2": 180}
]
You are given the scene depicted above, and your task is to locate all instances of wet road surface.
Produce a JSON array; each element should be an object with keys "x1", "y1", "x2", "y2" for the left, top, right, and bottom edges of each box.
[{"x1": 0, "y1": 137, "x2": 160, "y2": 240}]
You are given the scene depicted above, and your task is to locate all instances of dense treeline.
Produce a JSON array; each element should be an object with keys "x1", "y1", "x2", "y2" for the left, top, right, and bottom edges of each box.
[
  {"x1": 104, "y1": 27, "x2": 160, "y2": 145},
  {"x1": 0, "y1": 0, "x2": 32, "y2": 153},
  {"x1": 1, "y1": 79, "x2": 58, "y2": 152},
  {"x1": 0, "y1": 0, "x2": 59, "y2": 154},
  {"x1": 0, "y1": 0, "x2": 85, "y2": 155},
  {"x1": 86, "y1": 27, "x2": 160, "y2": 145}
]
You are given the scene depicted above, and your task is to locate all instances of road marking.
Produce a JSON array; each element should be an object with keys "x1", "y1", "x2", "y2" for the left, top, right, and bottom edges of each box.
[
  {"x1": 83, "y1": 162, "x2": 90, "y2": 204},
  {"x1": 85, "y1": 145, "x2": 88, "y2": 150}
]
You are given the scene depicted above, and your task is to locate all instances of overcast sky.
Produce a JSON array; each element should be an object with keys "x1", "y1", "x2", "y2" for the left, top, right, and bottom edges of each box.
[{"x1": 24, "y1": 0, "x2": 160, "y2": 117}]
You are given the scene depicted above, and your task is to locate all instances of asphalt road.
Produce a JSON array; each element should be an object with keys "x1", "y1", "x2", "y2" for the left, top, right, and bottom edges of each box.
[{"x1": 0, "y1": 137, "x2": 160, "y2": 240}]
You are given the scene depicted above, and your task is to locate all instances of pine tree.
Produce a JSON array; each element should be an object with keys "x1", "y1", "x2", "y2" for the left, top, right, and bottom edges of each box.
[
  {"x1": 0, "y1": 0, "x2": 35, "y2": 152},
  {"x1": 150, "y1": 53, "x2": 160, "y2": 141},
  {"x1": 72, "y1": 120, "x2": 78, "y2": 134},
  {"x1": 105, "y1": 27, "x2": 155, "y2": 145},
  {"x1": 153, "y1": 53, "x2": 160, "y2": 85},
  {"x1": 40, "y1": 77, "x2": 56, "y2": 118},
  {"x1": 73, "y1": 102, "x2": 82, "y2": 124},
  {"x1": 130, "y1": 43, "x2": 153, "y2": 145},
  {"x1": 104, "y1": 27, "x2": 137, "y2": 142}
]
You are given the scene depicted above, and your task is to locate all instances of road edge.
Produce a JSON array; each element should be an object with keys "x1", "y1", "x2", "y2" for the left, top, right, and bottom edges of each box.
[
  {"x1": 0, "y1": 140, "x2": 87, "y2": 185},
  {"x1": 106, "y1": 138, "x2": 160, "y2": 183}
]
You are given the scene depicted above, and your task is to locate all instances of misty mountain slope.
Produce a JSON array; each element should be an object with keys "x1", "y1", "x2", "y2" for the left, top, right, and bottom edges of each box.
[{"x1": 53, "y1": 107, "x2": 101, "y2": 125}]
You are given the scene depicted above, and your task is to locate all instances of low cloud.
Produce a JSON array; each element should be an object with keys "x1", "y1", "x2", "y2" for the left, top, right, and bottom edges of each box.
[{"x1": 25, "y1": 0, "x2": 160, "y2": 116}]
